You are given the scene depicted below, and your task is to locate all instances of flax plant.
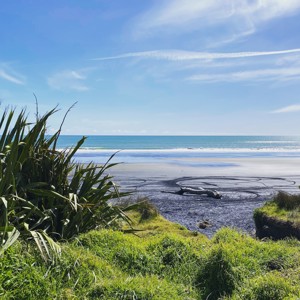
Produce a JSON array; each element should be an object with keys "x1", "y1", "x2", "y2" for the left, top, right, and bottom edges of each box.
[{"x1": 0, "y1": 106, "x2": 129, "y2": 261}]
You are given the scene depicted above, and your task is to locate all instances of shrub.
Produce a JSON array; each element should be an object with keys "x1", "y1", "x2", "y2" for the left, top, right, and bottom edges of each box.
[
  {"x1": 137, "y1": 199, "x2": 159, "y2": 222},
  {"x1": 273, "y1": 191, "x2": 300, "y2": 210},
  {"x1": 0, "y1": 106, "x2": 129, "y2": 261}
]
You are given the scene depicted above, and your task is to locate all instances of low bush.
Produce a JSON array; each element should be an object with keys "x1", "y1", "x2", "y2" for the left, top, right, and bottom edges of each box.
[
  {"x1": 273, "y1": 191, "x2": 300, "y2": 210},
  {"x1": 0, "y1": 106, "x2": 129, "y2": 261},
  {"x1": 137, "y1": 199, "x2": 159, "y2": 222}
]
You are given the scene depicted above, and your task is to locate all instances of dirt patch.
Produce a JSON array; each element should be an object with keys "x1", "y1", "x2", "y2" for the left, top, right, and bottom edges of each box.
[{"x1": 254, "y1": 211, "x2": 300, "y2": 240}]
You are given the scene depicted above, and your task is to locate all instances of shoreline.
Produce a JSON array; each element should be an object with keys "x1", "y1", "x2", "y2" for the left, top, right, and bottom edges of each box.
[
  {"x1": 109, "y1": 156, "x2": 300, "y2": 177},
  {"x1": 108, "y1": 157, "x2": 300, "y2": 237}
]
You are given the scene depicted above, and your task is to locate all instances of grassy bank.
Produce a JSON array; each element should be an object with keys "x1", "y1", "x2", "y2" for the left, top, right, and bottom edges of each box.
[
  {"x1": 254, "y1": 192, "x2": 300, "y2": 240},
  {"x1": 1, "y1": 205, "x2": 300, "y2": 300},
  {"x1": 257, "y1": 191, "x2": 300, "y2": 222}
]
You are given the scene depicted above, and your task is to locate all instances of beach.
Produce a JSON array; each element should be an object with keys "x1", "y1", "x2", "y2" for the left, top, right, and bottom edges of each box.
[
  {"x1": 110, "y1": 156, "x2": 300, "y2": 177},
  {"x1": 108, "y1": 156, "x2": 300, "y2": 237},
  {"x1": 67, "y1": 135, "x2": 300, "y2": 237}
]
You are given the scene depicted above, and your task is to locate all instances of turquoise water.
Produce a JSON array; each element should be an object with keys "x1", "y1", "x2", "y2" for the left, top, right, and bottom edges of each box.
[
  {"x1": 57, "y1": 135, "x2": 300, "y2": 150},
  {"x1": 56, "y1": 135, "x2": 300, "y2": 164}
]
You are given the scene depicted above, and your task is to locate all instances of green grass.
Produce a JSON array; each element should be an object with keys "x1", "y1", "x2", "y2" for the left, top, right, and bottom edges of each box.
[
  {"x1": 253, "y1": 191, "x2": 300, "y2": 242},
  {"x1": 254, "y1": 193, "x2": 300, "y2": 227},
  {"x1": 0, "y1": 208, "x2": 300, "y2": 299}
]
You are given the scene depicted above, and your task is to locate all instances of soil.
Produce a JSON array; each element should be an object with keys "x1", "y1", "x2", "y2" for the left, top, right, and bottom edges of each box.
[
  {"x1": 115, "y1": 175, "x2": 300, "y2": 238},
  {"x1": 255, "y1": 212, "x2": 300, "y2": 240}
]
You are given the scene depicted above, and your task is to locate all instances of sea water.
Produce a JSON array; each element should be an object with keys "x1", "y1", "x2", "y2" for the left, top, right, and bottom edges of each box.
[{"x1": 56, "y1": 136, "x2": 300, "y2": 165}]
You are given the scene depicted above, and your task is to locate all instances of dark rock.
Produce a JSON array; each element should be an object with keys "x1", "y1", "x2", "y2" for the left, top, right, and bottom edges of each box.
[{"x1": 198, "y1": 220, "x2": 212, "y2": 229}]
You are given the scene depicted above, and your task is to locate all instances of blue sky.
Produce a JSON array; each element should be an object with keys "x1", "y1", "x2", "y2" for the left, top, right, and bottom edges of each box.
[{"x1": 1, "y1": 0, "x2": 300, "y2": 135}]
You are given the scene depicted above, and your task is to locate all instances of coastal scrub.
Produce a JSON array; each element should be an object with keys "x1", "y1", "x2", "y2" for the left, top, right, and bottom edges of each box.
[{"x1": 0, "y1": 106, "x2": 129, "y2": 261}]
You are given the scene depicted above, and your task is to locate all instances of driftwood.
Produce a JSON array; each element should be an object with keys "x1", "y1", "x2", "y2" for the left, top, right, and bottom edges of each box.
[{"x1": 175, "y1": 187, "x2": 222, "y2": 199}]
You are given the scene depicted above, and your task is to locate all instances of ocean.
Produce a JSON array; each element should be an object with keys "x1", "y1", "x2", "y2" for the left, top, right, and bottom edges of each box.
[{"x1": 56, "y1": 135, "x2": 300, "y2": 164}]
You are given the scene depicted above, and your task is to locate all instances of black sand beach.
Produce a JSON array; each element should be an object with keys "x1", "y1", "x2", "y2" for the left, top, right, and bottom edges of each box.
[{"x1": 111, "y1": 158, "x2": 300, "y2": 237}]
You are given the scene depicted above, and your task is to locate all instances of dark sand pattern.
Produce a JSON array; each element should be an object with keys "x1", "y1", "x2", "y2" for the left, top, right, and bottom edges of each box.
[{"x1": 116, "y1": 175, "x2": 300, "y2": 237}]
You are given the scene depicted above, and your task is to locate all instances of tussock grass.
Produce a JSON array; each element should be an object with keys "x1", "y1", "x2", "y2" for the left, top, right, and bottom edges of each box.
[
  {"x1": 77, "y1": 229, "x2": 157, "y2": 275},
  {"x1": 229, "y1": 272, "x2": 299, "y2": 300},
  {"x1": 254, "y1": 192, "x2": 300, "y2": 228},
  {"x1": 196, "y1": 227, "x2": 300, "y2": 299},
  {"x1": 88, "y1": 276, "x2": 187, "y2": 300},
  {"x1": 273, "y1": 191, "x2": 300, "y2": 210},
  {"x1": 137, "y1": 198, "x2": 159, "y2": 222},
  {"x1": 1, "y1": 208, "x2": 300, "y2": 299}
]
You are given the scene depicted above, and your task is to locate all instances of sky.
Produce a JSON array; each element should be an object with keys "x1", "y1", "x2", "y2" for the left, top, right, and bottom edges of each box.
[{"x1": 1, "y1": 0, "x2": 300, "y2": 135}]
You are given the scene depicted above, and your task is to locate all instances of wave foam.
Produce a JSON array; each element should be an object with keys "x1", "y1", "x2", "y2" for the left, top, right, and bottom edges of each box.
[{"x1": 72, "y1": 147, "x2": 300, "y2": 154}]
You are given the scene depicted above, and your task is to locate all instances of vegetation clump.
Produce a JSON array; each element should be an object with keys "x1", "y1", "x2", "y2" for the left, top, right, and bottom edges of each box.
[
  {"x1": 196, "y1": 245, "x2": 237, "y2": 299},
  {"x1": 273, "y1": 191, "x2": 300, "y2": 210},
  {"x1": 233, "y1": 272, "x2": 297, "y2": 300},
  {"x1": 254, "y1": 191, "x2": 300, "y2": 240},
  {"x1": 1, "y1": 207, "x2": 300, "y2": 299},
  {"x1": 0, "y1": 106, "x2": 129, "y2": 261},
  {"x1": 137, "y1": 199, "x2": 159, "y2": 222}
]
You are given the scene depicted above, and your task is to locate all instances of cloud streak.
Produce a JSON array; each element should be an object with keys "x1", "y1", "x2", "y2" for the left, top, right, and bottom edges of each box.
[
  {"x1": 135, "y1": 0, "x2": 300, "y2": 41},
  {"x1": 93, "y1": 48, "x2": 300, "y2": 62},
  {"x1": 47, "y1": 70, "x2": 89, "y2": 91},
  {"x1": 271, "y1": 104, "x2": 300, "y2": 113},
  {"x1": 93, "y1": 49, "x2": 300, "y2": 84},
  {"x1": 0, "y1": 69, "x2": 25, "y2": 85},
  {"x1": 188, "y1": 67, "x2": 300, "y2": 83}
]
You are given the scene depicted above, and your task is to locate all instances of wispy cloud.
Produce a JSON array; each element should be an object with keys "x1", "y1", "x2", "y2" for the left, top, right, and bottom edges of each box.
[
  {"x1": 0, "y1": 68, "x2": 25, "y2": 85},
  {"x1": 93, "y1": 48, "x2": 300, "y2": 62},
  {"x1": 271, "y1": 104, "x2": 300, "y2": 113},
  {"x1": 93, "y1": 49, "x2": 300, "y2": 84},
  {"x1": 188, "y1": 67, "x2": 300, "y2": 83},
  {"x1": 47, "y1": 70, "x2": 89, "y2": 91},
  {"x1": 135, "y1": 0, "x2": 300, "y2": 42}
]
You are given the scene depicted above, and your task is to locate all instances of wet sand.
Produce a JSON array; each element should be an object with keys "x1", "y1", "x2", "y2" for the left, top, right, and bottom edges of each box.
[{"x1": 110, "y1": 157, "x2": 300, "y2": 237}]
